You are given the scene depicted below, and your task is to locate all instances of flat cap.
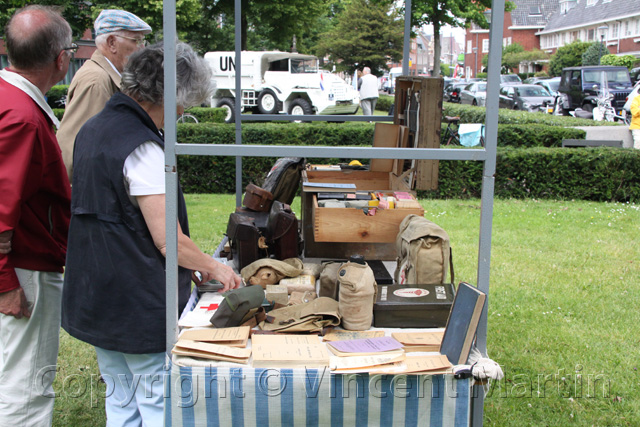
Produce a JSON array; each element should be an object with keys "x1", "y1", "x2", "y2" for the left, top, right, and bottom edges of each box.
[{"x1": 94, "y1": 9, "x2": 152, "y2": 36}]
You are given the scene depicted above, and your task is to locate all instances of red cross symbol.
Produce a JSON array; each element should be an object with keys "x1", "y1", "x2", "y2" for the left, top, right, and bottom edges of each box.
[{"x1": 200, "y1": 304, "x2": 219, "y2": 311}]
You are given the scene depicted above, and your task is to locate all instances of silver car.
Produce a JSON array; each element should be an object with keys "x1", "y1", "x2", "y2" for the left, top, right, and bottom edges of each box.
[
  {"x1": 499, "y1": 84, "x2": 555, "y2": 112},
  {"x1": 534, "y1": 77, "x2": 561, "y2": 97},
  {"x1": 459, "y1": 82, "x2": 487, "y2": 107}
]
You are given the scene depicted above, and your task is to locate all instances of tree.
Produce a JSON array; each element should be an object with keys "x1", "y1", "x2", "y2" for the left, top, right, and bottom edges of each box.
[
  {"x1": 581, "y1": 42, "x2": 606, "y2": 66},
  {"x1": 601, "y1": 54, "x2": 637, "y2": 70},
  {"x1": 315, "y1": 0, "x2": 404, "y2": 74},
  {"x1": 195, "y1": 0, "x2": 328, "y2": 52},
  {"x1": 412, "y1": 0, "x2": 514, "y2": 77},
  {"x1": 0, "y1": 1, "x2": 92, "y2": 38},
  {"x1": 548, "y1": 41, "x2": 591, "y2": 76}
]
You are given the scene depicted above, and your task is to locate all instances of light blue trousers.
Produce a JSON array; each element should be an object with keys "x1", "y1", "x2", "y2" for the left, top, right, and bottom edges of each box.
[{"x1": 94, "y1": 347, "x2": 167, "y2": 427}]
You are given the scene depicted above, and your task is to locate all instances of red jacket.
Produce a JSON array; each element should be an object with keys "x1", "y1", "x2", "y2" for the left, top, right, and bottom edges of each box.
[{"x1": 0, "y1": 76, "x2": 71, "y2": 293}]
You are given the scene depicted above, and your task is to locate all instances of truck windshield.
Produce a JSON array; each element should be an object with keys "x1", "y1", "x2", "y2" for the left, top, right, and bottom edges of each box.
[
  {"x1": 291, "y1": 58, "x2": 319, "y2": 73},
  {"x1": 583, "y1": 70, "x2": 630, "y2": 85}
]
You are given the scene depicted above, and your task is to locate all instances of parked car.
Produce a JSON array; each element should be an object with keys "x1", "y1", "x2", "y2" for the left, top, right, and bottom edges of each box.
[
  {"x1": 500, "y1": 74, "x2": 522, "y2": 85},
  {"x1": 443, "y1": 82, "x2": 467, "y2": 103},
  {"x1": 459, "y1": 82, "x2": 487, "y2": 106},
  {"x1": 498, "y1": 84, "x2": 554, "y2": 112},
  {"x1": 554, "y1": 65, "x2": 632, "y2": 116},
  {"x1": 630, "y1": 67, "x2": 640, "y2": 85},
  {"x1": 523, "y1": 76, "x2": 546, "y2": 84},
  {"x1": 534, "y1": 77, "x2": 561, "y2": 97}
]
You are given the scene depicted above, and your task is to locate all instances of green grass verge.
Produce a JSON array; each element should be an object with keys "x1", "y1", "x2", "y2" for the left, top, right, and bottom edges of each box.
[{"x1": 53, "y1": 195, "x2": 640, "y2": 426}]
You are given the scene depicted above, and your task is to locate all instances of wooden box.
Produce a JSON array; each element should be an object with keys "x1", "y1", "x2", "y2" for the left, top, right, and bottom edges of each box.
[{"x1": 301, "y1": 170, "x2": 424, "y2": 260}]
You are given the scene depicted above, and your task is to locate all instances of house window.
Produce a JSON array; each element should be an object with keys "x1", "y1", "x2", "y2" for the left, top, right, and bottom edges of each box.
[
  {"x1": 586, "y1": 0, "x2": 596, "y2": 6},
  {"x1": 467, "y1": 40, "x2": 472, "y2": 54},
  {"x1": 482, "y1": 39, "x2": 489, "y2": 53},
  {"x1": 588, "y1": 28, "x2": 595, "y2": 41},
  {"x1": 507, "y1": 37, "x2": 512, "y2": 45},
  {"x1": 625, "y1": 21, "x2": 630, "y2": 37},
  {"x1": 611, "y1": 23, "x2": 619, "y2": 38}
]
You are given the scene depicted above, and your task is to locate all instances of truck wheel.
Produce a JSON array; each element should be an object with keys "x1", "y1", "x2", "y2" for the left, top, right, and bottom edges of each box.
[
  {"x1": 257, "y1": 90, "x2": 279, "y2": 114},
  {"x1": 217, "y1": 98, "x2": 235, "y2": 123},
  {"x1": 288, "y1": 98, "x2": 313, "y2": 116}
]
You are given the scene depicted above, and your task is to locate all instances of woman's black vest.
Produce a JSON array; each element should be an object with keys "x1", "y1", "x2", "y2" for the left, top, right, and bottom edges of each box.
[{"x1": 62, "y1": 92, "x2": 191, "y2": 354}]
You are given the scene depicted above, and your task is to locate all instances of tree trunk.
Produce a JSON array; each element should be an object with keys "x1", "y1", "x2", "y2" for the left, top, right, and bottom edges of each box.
[
  {"x1": 241, "y1": 12, "x2": 248, "y2": 50},
  {"x1": 432, "y1": 21, "x2": 441, "y2": 77}
]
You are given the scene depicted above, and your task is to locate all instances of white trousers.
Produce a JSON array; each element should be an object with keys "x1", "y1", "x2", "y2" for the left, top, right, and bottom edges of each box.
[
  {"x1": 632, "y1": 129, "x2": 640, "y2": 150},
  {"x1": 94, "y1": 347, "x2": 166, "y2": 427},
  {"x1": 361, "y1": 98, "x2": 378, "y2": 116},
  {"x1": 0, "y1": 268, "x2": 63, "y2": 427}
]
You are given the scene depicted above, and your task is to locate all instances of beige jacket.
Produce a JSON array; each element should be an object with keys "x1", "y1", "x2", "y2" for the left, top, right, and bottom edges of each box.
[{"x1": 56, "y1": 50, "x2": 121, "y2": 180}]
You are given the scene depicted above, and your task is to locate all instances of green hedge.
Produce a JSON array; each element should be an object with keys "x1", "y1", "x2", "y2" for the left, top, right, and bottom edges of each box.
[
  {"x1": 185, "y1": 107, "x2": 226, "y2": 123},
  {"x1": 376, "y1": 95, "x2": 394, "y2": 113},
  {"x1": 46, "y1": 85, "x2": 68, "y2": 109},
  {"x1": 442, "y1": 102, "x2": 622, "y2": 126},
  {"x1": 175, "y1": 124, "x2": 639, "y2": 201},
  {"x1": 420, "y1": 147, "x2": 640, "y2": 202}
]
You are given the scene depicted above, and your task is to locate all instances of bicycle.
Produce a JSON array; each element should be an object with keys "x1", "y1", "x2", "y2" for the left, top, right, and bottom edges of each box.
[
  {"x1": 441, "y1": 116, "x2": 461, "y2": 145},
  {"x1": 177, "y1": 113, "x2": 199, "y2": 124}
]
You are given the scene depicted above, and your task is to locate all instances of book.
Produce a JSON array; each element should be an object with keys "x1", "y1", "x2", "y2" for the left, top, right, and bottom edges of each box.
[
  {"x1": 330, "y1": 350, "x2": 405, "y2": 372},
  {"x1": 178, "y1": 292, "x2": 224, "y2": 328},
  {"x1": 251, "y1": 334, "x2": 329, "y2": 368},
  {"x1": 326, "y1": 336, "x2": 404, "y2": 357},
  {"x1": 302, "y1": 182, "x2": 357, "y2": 193},
  {"x1": 172, "y1": 340, "x2": 251, "y2": 364},
  {"x1": 322, "y1": 330, "x2": 385, "y2": 342},
  {"x1": 439, "y1": 282, "x2": 487, "y2": 365},
  {"x1": 178, "y1": 326, "x2": 251, "y2": 348},
  {"x1": 391, "y1": 331, "x2": 444, "y2": 352}
]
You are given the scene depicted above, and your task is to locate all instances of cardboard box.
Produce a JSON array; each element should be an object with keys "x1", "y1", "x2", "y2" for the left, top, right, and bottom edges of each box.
[
  {"x1": 373, "y1": 284, "x2": 455, "y2": 328},
  {"x1": 301, "y1": 169, "x2": 424, "y2": 260}
]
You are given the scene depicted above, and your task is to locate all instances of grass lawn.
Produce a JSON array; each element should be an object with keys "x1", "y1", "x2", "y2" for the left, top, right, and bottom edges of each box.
[{"x1": 52, "y1": 195, "x2": 640, "y2": 426}]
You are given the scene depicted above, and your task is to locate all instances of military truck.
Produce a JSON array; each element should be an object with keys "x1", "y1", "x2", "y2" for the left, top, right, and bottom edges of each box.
[{"x1": 205, "y1": 51, "x2": 360, "y2": 122}]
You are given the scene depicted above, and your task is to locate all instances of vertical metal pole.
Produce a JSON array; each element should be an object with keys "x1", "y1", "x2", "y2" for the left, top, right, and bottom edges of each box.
[
  {"x1": 163, "y1": 0, "x2": 179, "y2": 355},
  {"x1": 402, "y1": 0, "x2": 412, "y2": 75},
  {"x1": 472, "y1": 1, "x2": 504, "y2": 426},
  {"x1": 234, "y1": 0, "x2": 243, "y2": 207}
]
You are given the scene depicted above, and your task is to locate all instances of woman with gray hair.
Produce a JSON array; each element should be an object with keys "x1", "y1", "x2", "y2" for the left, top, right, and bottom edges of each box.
[{"x1": 62, "y1": 42, "x2": 240, "y2": 426}]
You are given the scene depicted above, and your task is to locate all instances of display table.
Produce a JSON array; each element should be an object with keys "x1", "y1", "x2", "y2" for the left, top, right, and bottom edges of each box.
[
  {"x1": 164, "y1": 240, "x2": 471, "y2": 426},
  {"x1": 165, "y1": 365, "x2": 470, "y2": 426}
]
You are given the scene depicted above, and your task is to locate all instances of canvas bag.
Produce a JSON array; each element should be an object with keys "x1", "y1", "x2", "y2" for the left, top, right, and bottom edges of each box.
[
  {"x1": 261, "y1": 157, "x2": 305, "y2": 205},
  {"x1": 258, "y1": 297, "x2": 341, "y2": 333},
  {"x1": 338, "y1": 261, "x2": 377, "y2": 330},
  {"x1": 209, "y1": 285, "x2": 265, "y2": 328},
  {"x1": 395, "y1": 214, "x2": 454, "y2": 285}
]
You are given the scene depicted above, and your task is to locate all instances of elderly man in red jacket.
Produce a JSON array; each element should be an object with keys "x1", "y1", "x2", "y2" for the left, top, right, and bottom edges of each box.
[{"x1": 0, "y1": 5, "x2": 72, "y2": 425}]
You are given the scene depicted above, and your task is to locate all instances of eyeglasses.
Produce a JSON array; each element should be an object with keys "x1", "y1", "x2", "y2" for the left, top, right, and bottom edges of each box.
[
  {"x1": 62, "y1": 43, "x2": 78, "y2": 54},
  {"x1": 115, "y1": 35, "x2": 147, "y2": 47}
]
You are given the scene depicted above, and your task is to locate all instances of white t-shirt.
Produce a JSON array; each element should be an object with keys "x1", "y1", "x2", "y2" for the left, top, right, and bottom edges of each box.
[{"x1": 123, "y1": 141, "x2": 165, "y2": 206}]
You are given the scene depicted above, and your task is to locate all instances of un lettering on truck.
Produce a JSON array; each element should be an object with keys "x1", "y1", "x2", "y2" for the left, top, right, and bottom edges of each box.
[{"x1": 204, "y1": 51, "x2": 360, "y2": 122}]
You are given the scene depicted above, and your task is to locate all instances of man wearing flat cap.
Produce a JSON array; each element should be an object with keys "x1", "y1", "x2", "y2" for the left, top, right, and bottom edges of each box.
[{"x1": 57, "y1": 9, "x2": 151, "y2": 180}]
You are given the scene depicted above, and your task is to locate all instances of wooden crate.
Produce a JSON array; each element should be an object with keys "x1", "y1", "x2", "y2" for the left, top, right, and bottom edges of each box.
[{"x1": 301, "y1": 170, "x2": 424, "y2": 260}]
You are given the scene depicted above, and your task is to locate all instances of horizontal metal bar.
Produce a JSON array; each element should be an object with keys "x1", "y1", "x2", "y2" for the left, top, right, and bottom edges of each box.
[
  {"x1": 238, "y1": 114, "x2": 393, "y2": 122},
  {"x1": 174, "y1": 144, "x2": 488, "y2": 161}
]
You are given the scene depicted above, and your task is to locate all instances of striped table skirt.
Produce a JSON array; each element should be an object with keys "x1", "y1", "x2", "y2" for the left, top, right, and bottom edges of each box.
[{"x1": 166, "y1": 365, "x2": 470, "y2": 426}]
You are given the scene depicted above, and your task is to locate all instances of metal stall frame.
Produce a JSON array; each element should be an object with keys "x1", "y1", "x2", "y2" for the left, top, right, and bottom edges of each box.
[{"x1": 163, "y1": 0, "x2": 505, "y2": 425}]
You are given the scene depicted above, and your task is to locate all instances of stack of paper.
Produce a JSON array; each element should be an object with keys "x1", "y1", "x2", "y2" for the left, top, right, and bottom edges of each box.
[
  {"x1": 326, "y1": 336, "x2": 406, "y2": 373},
  {"x1": 251, "y1": 334, "x2": 330, "y2": 368},
  {"x1": 391, "y1": 331, "x2": 444, "y2": 352},
  {"x1": 172, "y1": 341, "x2": 251, "y2": 364},
  {"x1": 179, "y1": 326, "x2": 251, "y2": 348},
  {"x1": 322, "y1": 330, "x2": 385, "y2": 342}
]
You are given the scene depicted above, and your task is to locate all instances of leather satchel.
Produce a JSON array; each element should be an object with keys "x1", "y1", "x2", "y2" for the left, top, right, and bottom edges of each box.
[
  {"x1": 267, "y1": 201, "x2": 301, "y2": 260},
  {"x1": 226, "y1": 213, "x2": 268, "y2": 271},
  {"x1": 242, "y1": 184, "x2": 274, "y2": 212}
]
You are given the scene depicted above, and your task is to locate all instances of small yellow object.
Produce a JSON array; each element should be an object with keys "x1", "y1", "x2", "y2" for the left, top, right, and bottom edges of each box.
[
  {"x1": 368, "y1": 200, "x2": 380, "y2": 207},
  {"x1": 349, "y1": 160, "x2": 363, "y2": 166}
]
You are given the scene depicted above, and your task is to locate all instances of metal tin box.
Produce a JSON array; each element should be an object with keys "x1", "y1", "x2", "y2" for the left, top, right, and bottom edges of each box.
[{"x1": 373, "y1": 284, "x2": 455, "y2": 328}]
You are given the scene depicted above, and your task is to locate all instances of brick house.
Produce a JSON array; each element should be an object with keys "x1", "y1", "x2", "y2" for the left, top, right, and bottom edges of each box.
[
  {"x1": 1, "y1": 29, "x2": 97, "y2": 85},
  {"x1": 464, "y1": 0, "x2": 560, "y2": 77},
  {"x1": 538, "y1": 0, "x2": 640, "y2": 59}
]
